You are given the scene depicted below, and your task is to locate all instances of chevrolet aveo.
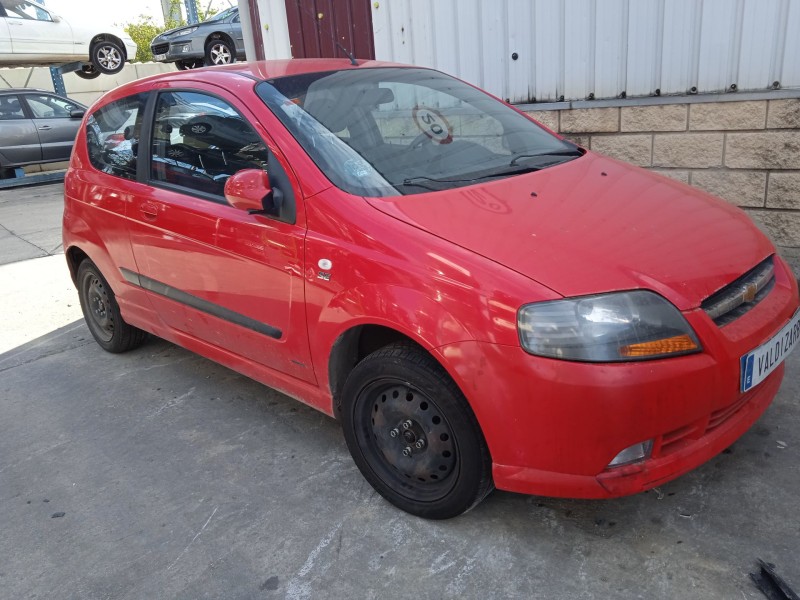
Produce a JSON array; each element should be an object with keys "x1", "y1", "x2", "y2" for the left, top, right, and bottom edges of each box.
[{"x1": 63, "y1": 60, "x2": 800, "y2": 519}]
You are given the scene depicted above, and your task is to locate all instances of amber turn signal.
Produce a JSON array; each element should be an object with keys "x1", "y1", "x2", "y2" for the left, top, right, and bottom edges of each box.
[{"x1": 620, "y1": 334, "x2": 699, "y2": 358}]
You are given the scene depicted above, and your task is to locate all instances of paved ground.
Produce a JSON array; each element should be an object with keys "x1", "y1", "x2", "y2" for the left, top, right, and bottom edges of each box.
[{"x1": 1, "y1": 183, "x2": 799, "y2": 599}]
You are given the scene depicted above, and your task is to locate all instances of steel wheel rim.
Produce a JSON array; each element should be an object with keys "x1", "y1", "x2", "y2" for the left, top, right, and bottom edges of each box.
[
  {"x1": 84, "y1": 274, "x2": 114, "y2": 342},
  {"x1": 355, "y1": 379, "x2": 459, "y2": 502},
  {"x1": 210, "y1": 43, "x2": 232, "y2": 64},
  {"x1": 97, "y1": 45, "x2": 122, "y2": 70}
]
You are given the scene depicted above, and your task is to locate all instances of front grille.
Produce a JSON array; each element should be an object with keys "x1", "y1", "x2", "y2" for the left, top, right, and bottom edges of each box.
[
  {"x1": 151, "y1": 43, "x2": 169, "y2": 55},
  {"x1": 701, "y1": 256, "x2": 775, "y2": 326}
]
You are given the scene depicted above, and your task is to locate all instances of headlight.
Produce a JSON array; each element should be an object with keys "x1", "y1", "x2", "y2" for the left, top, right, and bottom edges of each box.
[
  {"x1": 518, "y1": 291, "x2": 701, "y2": 362},
  {"x1": 173, "y1": 27, "x2": 198, "y2": 37}
]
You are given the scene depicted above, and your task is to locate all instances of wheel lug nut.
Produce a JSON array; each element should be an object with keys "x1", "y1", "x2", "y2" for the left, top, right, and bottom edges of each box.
[
  {"x1": 415, "y1": 439, "x2": 425, "y2": 449},
  {"x1": 402, "y1": 446, "x2": 412, "y2": 457},
  {"x1": 402, "y1": 420, "x2": 412, "y2": 430},
  {"x1": 389, "y1": 428, "x2": 399, "y2": 438}
]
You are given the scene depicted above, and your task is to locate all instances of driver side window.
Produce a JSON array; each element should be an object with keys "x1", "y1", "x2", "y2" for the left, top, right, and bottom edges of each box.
[{"x1": 150, "y1": 91, "x2": 268, "y2": 199}]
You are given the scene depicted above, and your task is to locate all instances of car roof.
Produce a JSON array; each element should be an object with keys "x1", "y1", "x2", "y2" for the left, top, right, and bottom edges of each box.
[
  {"x1": 0, "y1": 88, "x2": 62, "y2": 95},
  {"x1": 181, "y1": 59, "x2": 410, "y2": 80},
  {"x1": 91, "y1": 59, "x2": 422, "y2": 111}
]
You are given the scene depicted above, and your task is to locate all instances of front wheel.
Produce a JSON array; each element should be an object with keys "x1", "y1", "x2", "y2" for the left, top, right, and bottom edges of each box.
[
  {"x1": 205, "y1": 39, "x2": 235, "y2": 66},
  {"x1": 341, "y1": 343, "x2": 493, "y2": 519},
  {"x1": 176, "y1": 58, "x2": 204, "y2": 70},
  {"x1": 91, "y1": 40, "x2": 125, "y2": 74},
  {"x1": 77, "y1": 260, "x2": 147, "y2": 353}
]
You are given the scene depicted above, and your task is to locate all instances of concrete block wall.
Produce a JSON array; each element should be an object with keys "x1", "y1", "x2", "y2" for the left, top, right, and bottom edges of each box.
[{"x1": 525, "y1": 97, "x2": 800, "y2": 271}]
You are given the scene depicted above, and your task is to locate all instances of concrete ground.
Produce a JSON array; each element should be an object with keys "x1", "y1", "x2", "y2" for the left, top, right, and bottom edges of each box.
[{"x1": 0, "y1": 183, "x2": 798, "y2": 599}]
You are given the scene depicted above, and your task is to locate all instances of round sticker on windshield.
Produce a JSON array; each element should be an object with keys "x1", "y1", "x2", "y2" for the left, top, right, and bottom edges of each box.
[{"x1": 412, "y1": 106, "x2": 453, "y2": 144}]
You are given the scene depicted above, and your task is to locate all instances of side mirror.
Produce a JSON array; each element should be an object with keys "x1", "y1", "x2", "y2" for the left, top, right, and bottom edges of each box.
[
  {"x1": 70, "y1": 109, "x2": 85, "y2": 118},
  {"x1": 224, "y1": 169, "x2": 277, "y2": 213}
]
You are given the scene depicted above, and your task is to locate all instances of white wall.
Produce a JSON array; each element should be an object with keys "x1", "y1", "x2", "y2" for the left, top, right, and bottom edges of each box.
[{"x1": 371, "y1": 0, "x2": 800, "y2": 103}]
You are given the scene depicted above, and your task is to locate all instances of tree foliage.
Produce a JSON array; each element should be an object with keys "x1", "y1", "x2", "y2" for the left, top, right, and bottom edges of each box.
[{"x1": 123, "y1": 0, "x2": 220, "y2": 63}]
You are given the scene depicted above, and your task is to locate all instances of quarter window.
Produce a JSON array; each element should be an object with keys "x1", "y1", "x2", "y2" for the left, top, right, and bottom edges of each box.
[
  {"x1": 86, "y1": 94, "x2": 147, "y2": 181},
  {"x1": 150, "y1": 91, "x2": 268, "y2": 198}
]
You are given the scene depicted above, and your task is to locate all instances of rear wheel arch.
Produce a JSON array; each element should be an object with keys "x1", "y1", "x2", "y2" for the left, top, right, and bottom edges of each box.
[{"x1": 65, "y1": 245, "x2": 90, "y2": 284}]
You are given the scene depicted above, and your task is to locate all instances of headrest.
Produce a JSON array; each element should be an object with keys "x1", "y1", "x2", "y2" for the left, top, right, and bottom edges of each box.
[{"x1": 303, "y1": 86, "x2": 395, "y2": 133}]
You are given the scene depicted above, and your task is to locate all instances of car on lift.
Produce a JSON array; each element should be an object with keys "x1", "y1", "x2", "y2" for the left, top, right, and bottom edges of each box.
[
  {"x1": 0, "y1": 87, "x2": 84, "y2": 177},
  {"x1": 63, "y1": 60, "x2": 800, "y2": 519},
  {"x1": 149, "y1": 6, "x2": 244, "y2": 70},
  {"x1": 0, "y1": 0, "x2": 137, "y2": 79}
]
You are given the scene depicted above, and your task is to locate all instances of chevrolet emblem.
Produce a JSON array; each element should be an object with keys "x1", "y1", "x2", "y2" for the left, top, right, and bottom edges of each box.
[{"x1": 742, "y1": 283, "x2": 758, "y2": 303}]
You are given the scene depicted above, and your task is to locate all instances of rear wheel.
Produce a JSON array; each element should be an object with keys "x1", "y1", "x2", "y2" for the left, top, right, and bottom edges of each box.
[
  {"x1": 77, "y1": 260, "x2": 147, "y2": 353},
  {"x1": 74, "y1": 64, "x2": 101, "y2": 80},
  {"x1": 341, "y1": 343, "x2": 493, "y2": 519}
]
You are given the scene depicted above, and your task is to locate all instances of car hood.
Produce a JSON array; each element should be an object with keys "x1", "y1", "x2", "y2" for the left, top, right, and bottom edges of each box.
[
  {"x1": 153, "y1": 24, "x2": 203, "y2": 41},
  {"x1": 365, "y1": 153, "x2": 774, "y2": 310}
]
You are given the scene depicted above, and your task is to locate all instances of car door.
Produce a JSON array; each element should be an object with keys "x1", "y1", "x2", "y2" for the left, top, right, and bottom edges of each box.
[
  {"x1": 0, "y1": 7, "x2": 12, "y2": 57},
  {"x1": 126, "y1": 86, "x2": 315, "y2": 384},
  {"x1": 4, "y1": 0, "x2": 73, "y2": 57},
  {"x1": 0, "y1": 94, "x2": 40, "y2": 166},
  {"x1": 229, "y1": 12, "x2": 245, "y2": 55},
  {"x1": 22, "y1": 93, "x2": 82, "y2": 161}
]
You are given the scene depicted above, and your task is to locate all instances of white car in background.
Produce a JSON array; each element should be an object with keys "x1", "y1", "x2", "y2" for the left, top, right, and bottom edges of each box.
[{"x1": 0, "y1": 0, "x2": 137, "y2": 79}]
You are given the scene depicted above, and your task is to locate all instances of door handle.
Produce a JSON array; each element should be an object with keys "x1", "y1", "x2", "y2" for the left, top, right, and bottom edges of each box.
[
  {"x1": 140, "y1": 202, "x2": 159, "y2": 220},
  {"x1": 38, "y1": 125, "x2": 52, "y2": 130}
]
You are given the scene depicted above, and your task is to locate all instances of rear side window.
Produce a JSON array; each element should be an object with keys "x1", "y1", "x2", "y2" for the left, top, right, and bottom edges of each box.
[
  {"x1": 150, "y1": 91, "x2": 268, "y2": 198},
  {"x1": 0, "y1": 95, "x2": 25, "y2": 120},
  {"x1": 86, "y1": 94, "x2": 147, "y2": 180}
]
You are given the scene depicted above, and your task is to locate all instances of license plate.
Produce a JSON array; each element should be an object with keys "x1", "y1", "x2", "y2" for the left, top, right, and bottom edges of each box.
[
  {"x1": 740, "y1": 308, "x2": 800, "y2": 392},
  {"x1": 154, "y1": 53, "x2": 167, "y2": 61}
]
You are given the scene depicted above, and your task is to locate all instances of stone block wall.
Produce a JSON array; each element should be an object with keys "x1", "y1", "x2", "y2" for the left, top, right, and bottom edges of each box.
[{"x1": 525, "y1": 98, "x2": 800, "y2": 273}]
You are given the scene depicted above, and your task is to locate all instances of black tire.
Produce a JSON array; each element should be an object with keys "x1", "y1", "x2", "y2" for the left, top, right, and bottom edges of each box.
[
  {"x1": 204, "y1": 38, "x2": 235, "y2": 66},
  {"x1": 341, "y1": 342, "x2": 493, "y2": 519},
  {"x1": 175, "y1": 59, "x2": 204, "y2": 70},
  {"x1": 74, "y1": 64, "x2": 101, "y2": 80},
  {"x1": 91, "y1": 39, "x2": 125, "y2": 74},
  {"x1": 77, "y1": 260, "x2": 147, "y2": 353}
]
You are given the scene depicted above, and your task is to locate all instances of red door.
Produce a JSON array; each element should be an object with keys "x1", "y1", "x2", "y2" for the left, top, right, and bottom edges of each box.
[
  {"x1": 284, "y1": 0, "x2": 375, "y2": 60},
  {"x1": 125, "y1": 84, "x2": 315, "y2": 385}
]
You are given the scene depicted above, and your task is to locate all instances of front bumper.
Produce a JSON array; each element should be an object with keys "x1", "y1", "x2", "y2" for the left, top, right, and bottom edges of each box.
[
  {"x1": 150, "y1": 39, "x2": 203, "y2": 62},
  {"x1": 438, "y1": 255, "x2": 799, "y2": 499},
  {"x1": 124, "y1": 40, "x2": 138, "y2": 61}
]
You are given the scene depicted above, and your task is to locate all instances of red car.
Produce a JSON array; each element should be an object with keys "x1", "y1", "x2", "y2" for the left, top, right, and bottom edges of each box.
[{"x1": 63, "y1": 60, "x2": 800, "y2": 519}]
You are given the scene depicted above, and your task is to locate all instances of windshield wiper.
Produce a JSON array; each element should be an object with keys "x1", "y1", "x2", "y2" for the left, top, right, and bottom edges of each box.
[
  {"x1": 509, "y1": 148, "x2": 584, "y2": 166},
  {"x1": 402, "y1": 165, "x2": 544, "y2": 189}
]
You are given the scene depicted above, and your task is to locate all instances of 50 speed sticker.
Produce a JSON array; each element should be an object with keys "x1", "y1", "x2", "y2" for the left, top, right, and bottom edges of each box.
[{"x1": 412, "y1": 106, "x2": 453, "y2": 144}]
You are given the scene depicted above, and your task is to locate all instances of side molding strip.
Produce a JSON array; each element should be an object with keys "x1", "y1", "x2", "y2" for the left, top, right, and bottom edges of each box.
[{"x1": 120, "y1": 267, "x2": 282, "y2": 340}]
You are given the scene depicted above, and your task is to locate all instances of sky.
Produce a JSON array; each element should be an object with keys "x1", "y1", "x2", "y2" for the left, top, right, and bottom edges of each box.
[{"x1": 42, "y1": 0, "x2": 235, "y2": 28}]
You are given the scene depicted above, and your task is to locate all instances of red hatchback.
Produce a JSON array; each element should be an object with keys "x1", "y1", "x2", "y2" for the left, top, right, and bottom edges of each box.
[{"x1": 63, "y1": 60, "x2": 800, "y2": 519}]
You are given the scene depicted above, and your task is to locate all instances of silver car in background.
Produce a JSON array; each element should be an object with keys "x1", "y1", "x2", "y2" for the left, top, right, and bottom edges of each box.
[
  {"x1": 150, "y1": 7, "x2": 245, "y2": 70},
  {"x1": 0, "y1": 88, "x2": 85, "y2": 176}
]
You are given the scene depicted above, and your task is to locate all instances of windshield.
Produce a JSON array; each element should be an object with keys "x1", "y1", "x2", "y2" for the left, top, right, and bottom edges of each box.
[
  {"x1": 206, "y1": 7, "x2": 236, "y2": 22},
  {"x1": 256, "y1": 68, "x2": 581, "y2": 197}
]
